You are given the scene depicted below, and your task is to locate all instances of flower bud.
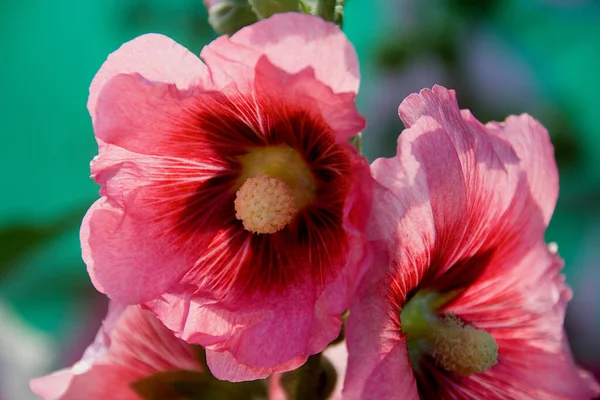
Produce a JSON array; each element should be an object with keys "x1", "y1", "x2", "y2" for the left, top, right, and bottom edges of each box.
[
  {"x1": 204, "y1": 0, "x2": 259, "y2": 35},
  {"x1": 248, "y1": 0, "x2": 300, "y2": 19}
]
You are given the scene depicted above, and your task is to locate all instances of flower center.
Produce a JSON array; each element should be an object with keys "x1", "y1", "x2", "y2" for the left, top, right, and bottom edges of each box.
[
  {"x1": 235, "y1": 145, "x2": 317, "y2": 234},
  {"x1": 400, "y1": 291, "x2": 498, "y2": 376},
  {"x1": 234, "y1": 175, "x2": 297, "y2": 234}
]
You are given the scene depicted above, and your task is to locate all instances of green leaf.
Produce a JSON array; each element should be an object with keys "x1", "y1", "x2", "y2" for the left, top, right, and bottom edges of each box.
[{"x1": 131, "y1": 370, "x2": 268, "y2": 400}]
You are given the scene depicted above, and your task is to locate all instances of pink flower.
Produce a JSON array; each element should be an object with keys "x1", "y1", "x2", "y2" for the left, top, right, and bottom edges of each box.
[
  {"x1": 30, "y1": 304, "x2": 201, "y2": 400},
  {"x1": 343, "y1": 86, "x2": 600, "y2": 399},
  {"x1": 82, "y1": 12, "x2": 372, "y2": 381}
]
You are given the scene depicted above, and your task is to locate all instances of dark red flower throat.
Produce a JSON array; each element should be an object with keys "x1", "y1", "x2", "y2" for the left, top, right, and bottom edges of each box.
[{"x1": 143, "y1": 87, "x2": 355, "y2": 299}]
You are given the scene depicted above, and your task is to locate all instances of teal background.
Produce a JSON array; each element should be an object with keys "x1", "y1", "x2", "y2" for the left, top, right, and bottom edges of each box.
[{"x1": 1, "y1": 0, "x2": 599, "y2": 398}]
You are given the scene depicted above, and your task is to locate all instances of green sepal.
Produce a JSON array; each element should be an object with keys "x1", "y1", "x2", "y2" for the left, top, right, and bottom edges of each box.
[
  {"x1": 207, "y1": 0, "x2": 259, "y2": 36},
  {"x1": 349, "y1": 132, "x2": 362, "y2": 153},
  {"x1": 298, "y1": 0, "x2": 314, "y2": 13},
  {"x1": 315, "y1": 0, "x2": 335, "y2": 22}
]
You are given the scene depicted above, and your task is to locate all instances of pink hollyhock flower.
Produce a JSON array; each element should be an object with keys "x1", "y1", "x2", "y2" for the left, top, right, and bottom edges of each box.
[
  {"x1": 82, "y1": 12, "x2": 371, "y2": 381},
  {"x1": 343, "y1": 86, "x2": 600, "y2": 399},
  {"x1": 30, "y1": 303, "x2": 202, "y2": 400}
]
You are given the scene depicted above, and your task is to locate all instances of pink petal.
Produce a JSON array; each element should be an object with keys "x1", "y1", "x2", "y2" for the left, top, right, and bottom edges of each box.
[
  {"x1": 31, "y1": 364, "x2": 141, "y2": 400},
  {"x1": 30, "y1": 370, "x2": 76, "y2": 400},
  {"x1": 29, "y1": 302, "x2": 124, "y2": 399},
  {"x1": 206, "y1": 349, "x2": 304, "y2": 382},
  {"x1": 202, "y1": 12, "x2": 359, "y2": 95},
  {"x1": 148, "y1": 278, "x2": 343, "y2": 382},
  {"x1": 88, "y1": 34, "x2": 208, "y2": 123},
  {"x1": 484, "y1": 113, "x2": 559, "y2": 226},
  {"x1": 84, "y1": 74, "x2": 231, "y2": 304},
  {"x1": 373, "y1": 85, "x2": 550, "y2": 289},
  {"x1": 93, "y1": 73, "x2": 222, "y2": 159},
  {"x1": 343, "y1": 250, "x2": 419, "y2": 400},
  {"x1": 321, "y1": 149, "x2": 374, "y2": 315},
  {"x1": 30, "y1": 304, "x2": 200, "y2": 400},
  {"x1": 200, "y1": 35, "x2": 260, "y2": 91},
  {"x1": 253, "y1": 56, "x2": 365, "y2": 141},
  {"x1": 445, "y1": 242, "x2": 600, "y2": 398},
  {"x1": 82, "y1": 197, "x2": 192, "y2": 304},
  {"x1": 201, "y1": 36, "x2": 364, "y2": 140}
]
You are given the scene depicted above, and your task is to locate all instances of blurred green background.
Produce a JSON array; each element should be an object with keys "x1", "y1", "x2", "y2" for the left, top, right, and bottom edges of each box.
[{"x1": 1, "y1": 0, "x2": 599, "y2": 398}]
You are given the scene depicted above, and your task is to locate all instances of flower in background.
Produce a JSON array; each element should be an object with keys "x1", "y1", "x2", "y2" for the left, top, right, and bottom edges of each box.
[
  {"x1": 30, "y1": 304, "x2": 203, "y2": 400},
  {"x1": 0, "y1": 300, "x2": 54, "y2": 400},
  {"x1": 343, "y1": 86, "x2": 600, "y2": 399},
  {"x1": 83, "y1": 12, "x2": 371, "y2": 381}
]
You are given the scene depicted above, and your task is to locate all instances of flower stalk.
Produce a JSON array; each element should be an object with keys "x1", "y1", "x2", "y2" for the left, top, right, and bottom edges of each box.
[
  {"x1": 281, "y1": 353, "x2": 336, "y2": 400},
  {"x1": 248, "y1": 0, "x2": 300, "y2": 19},
  {"x1": 316, "y1": 0, "x2": 336, "y2": 22}
]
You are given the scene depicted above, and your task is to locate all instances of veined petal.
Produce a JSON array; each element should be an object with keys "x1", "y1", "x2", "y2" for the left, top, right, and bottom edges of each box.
[
  {"x1": 343, "y1": 249, "x2": 419, "y2": 400},
  {"x1": 93, "y1": 72, "x2": 254, "y2": 160},
  {"x1": 443, "y1": 242, "x2": 600, "y2": 399},
  {"x1": 253, "y1": 56, "x2": 365, "y2": 141},
  {"x1": 200, "y1": 35, "x2": 259, "y2": 91},
  {"x1": 82, "y1": 180, "x2": 213, "y2": 304},
  {"x1": 484, "y1": 113, "x2": 559, "y2": 227},
  {"x1": 147, "y1": 277, "x2": 343, "y2": 381},
  {"x1": 88, "y1": 34, "x2": 208, "y2": 123},
  {"x1": 376, "y1": 85, "x2": 549, "y2": 290},
  {"x1": 202, "y1": 12, "x2": 359, "y2": 95},
  {"x1": 30, "y1": 303, "x2": 200, "y2": 400}
]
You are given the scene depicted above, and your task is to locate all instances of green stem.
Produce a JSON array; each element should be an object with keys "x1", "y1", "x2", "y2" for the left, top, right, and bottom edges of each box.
[
  {"x1": 281, "y1": 351, "x2": 338, "y2": 400},
  {"x1": 294, "y1": 353, "x2": 322, "y2": 399},
  {"x1": 316, "y1": 0, "x2": 336, "y2": 22}
]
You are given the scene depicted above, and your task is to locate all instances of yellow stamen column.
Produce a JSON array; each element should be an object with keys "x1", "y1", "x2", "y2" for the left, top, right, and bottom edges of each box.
[
  {"x1": 401, "y1": 292, "x2": 498, "y2": 376},
  {"x1": 234, "y1": 145, "x2": 317, "y2": 234},
  {"x1": 234, "y1": 174, "x2": 297, "y2": 234},
  {"x1": 428, "y1": 315, "x2": 498, "y2": 376}
]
